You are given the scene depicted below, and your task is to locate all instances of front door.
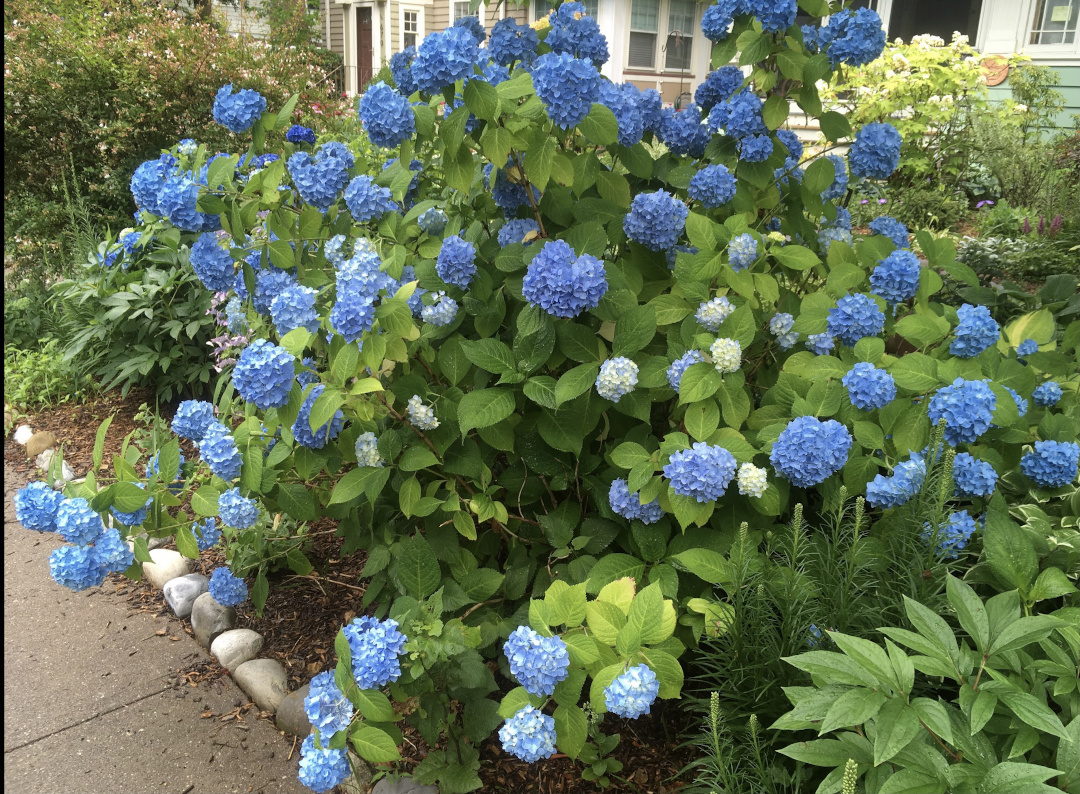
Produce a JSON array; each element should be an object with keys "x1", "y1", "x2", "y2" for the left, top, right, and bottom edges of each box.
[{"x1": 357, "y1": 7, "x2": 373, "y2": 90}]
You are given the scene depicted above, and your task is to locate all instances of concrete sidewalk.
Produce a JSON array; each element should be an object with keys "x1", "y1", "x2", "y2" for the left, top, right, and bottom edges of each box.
[{"x1": 3, "y1": 461, "x2": 310, "y2": 794}]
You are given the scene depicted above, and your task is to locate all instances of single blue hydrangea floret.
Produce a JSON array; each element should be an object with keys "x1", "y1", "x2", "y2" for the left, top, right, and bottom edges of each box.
[
  {"x1": 194, "y1": 518, "x2": 222, "y2": 551},
  {"x1": 688, "y1": 164, "x2": 737, "y2": 208},
  {"x1": 287, "y1": 144, "x2": 353, "y2": 211},
  {"x1": 604, "y1": 664, "x2": 660, "y2": 719},
  {"x1": 531, "y1": 51, "x2": 602, "y2": 130},
  {"x1": 849, "y1": 122, "x2": 902, "y2": 180},
  {"x1": 708, "y1": 90, "x2": 767, "y2": 139},
  {"x1": 522, "y1": 239, "x2": 608, "y2": 318},
  {"x1": 624, "y1": 191, "x2": 688, "y2": 252},
  {"x1": 827, "y1": 294, "x2": 885, "y2": 347},
  {"x1": 866, "y1": 455, "x2": 926, "y2": 508},
  {"x1": 233, "y1": 339, "x2": 295, "y2": 410},
  {"x1": 253, "y1": 268, "x2": 299, "y2": 315},
  {"x1": 1020, "y1": 441, "x2": 1079, "y2": 489},
  {"x1": 344, "y1": 175, "x2": 397, "y2": 223},
  {"x1": 330, "y1": 292, "x2": 376, "y2": 343},
  {"x1": 499, "y1": 705, "x2": 557, "y2": 763},
  {"x1": 950, "y1": 304, "x2": 1000, "y2": 358},
  {"x1": 95, "y1": 527, "x2": 135, "y2": 574},
  {"x1": 50, "y1": 544, "x2": 107, "y2": 591},
  {"x1": 56, "y1": 497, "x2": 104, "y2": 546},
  {"x1": 354, "y1": 432, "x2": 384, "y2": 468},
  {"x1": 667, "y1": 350, "x2": 707, "y2": 393},
  {"x1": 208, "y1": 567, "x2": 248, "y2": 607},
  {"x1": 770, "y1": 416, "x2": 852, "y2": 488},
  {"x1": 343, "y1": 616, "x2": 408, "y2": 689},
  {"x1": 870, "y1": 250, "x2": 921, "y2": 305},
  {"x1": 293, "y1": 385, "x2": 345, "y2": 449},
  {"x1": 599, "y1": 81, "x2": 645, "y2": 147},
  {"x1": 664, "y1": 442, "x2": 738, "y2": 503},
  {"x1": 172, "y1": 400, "x2": 216, "y2": 441},
  {"x1": 1017, "y1": 338, "x2": 1039, "y2": 358},
  {"x1": 436, "y1": 235, "x2": 477, "y2": 289},
  {"x1": 868, "y1": 215, "x2": 910, "y2": 249},
  {"x1": 1003, "y1": 386, "x2": 1028, "y2": 419},
  {"x1": 1032, "y1": 381, "x2": 1062, "y2": 407},
  {"x1": 701, "y1": 0, "x2": 740, "y2": 41},
  {"x1": 927, "y1": 378, "x2": 997, "y2": 446},
  {"x1": 842, "y1": 362, "x2": 897, "y2": 411},
  {"x1": 658, "y1": 104, "x2": 711, "y2": 157},
  {"x1": 357, "y1": 82, "x2": 416, "y2": 149},
  {"x1": 198, "y1": 421, "x2": 243, "y2": 481},
  {"x1": 608, "y1": 479, "x2": 664, "y2": 524},
  {"x1": 212, "y1": 84, "x2": 266, "y2": 133},
  {"x1": 15, "y1": 482, "x2": 64, "y2": 532},
  {"x1": 304, "y1": 671, "x2": 354, "y2": 737},
  {"x1": 130, "y1": 154, "x2": 175, "y2": 215},
  {"x1": 298, "y1": 734, "x2": 351, "y2": 793},
  {"x1": 695, "y1": 296, "x2": 734, "y2": 331},
  {"x1": 749, "y1": 0, "x2": 797, "y2": 32},
  {"x1": 951, "y1": 453, "x2": 998, "y2": 498},
  {"x1": 159, "y1": 173, "x2": 220, "y2": 233},
  {"x1": 504, "y1": 626, "x2": 570, "y2": 697},
  {"x1": 596, "y1": 357, "x2": 639, "y2": 403}
]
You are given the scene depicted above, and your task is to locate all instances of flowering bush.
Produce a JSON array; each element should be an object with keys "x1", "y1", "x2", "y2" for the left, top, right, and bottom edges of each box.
[{"x1": 12, "y1": 3, "x2": 1080, "y2": 792}]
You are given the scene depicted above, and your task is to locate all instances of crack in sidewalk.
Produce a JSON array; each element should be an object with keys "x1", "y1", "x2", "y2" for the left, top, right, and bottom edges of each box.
[{"x1": 4, "y1": 684, "x2": 175, "y2": 754}]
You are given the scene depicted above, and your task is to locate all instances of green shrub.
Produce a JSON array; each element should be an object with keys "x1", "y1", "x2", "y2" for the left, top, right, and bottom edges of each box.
[{"x1": 4, "y1": 340, "x2": 98, "y2": 409}]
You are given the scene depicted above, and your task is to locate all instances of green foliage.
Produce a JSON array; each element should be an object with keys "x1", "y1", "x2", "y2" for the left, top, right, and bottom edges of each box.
[
  {"x1": 773, "y1": 575, "x2": 1079, "y2": 794},
  {"x1": 4, "y1": 340, "x2": 98, "y2": 409}
]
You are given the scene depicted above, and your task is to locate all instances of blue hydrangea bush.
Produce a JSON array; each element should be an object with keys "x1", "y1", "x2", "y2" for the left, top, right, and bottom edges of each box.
[{"x1": 12, "y1": 2, "x2": 1080, "y2": 791}]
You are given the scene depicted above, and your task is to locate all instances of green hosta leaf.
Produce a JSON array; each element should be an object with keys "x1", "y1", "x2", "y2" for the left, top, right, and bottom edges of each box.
[
  {"x1": 458, "y1": 388, "x2": 516, "y2": 435},
  {"x1": 779, "y1": 738, "x2": 859, "y2": 767}
]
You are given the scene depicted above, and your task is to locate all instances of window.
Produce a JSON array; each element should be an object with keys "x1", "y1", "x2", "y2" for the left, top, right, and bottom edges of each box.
[
  {"x1": 403, "y1": 9, "x2": 419, "y2": 50},
  {"x1": 453, "y1": 2, "x2": 486, "y2": 23},
  {"x1": 628, "y1": 0, "x2": 696, "y2": 71},
  {"x1": 1029, "y1": 0, "x2": 1079, "y2": 44},
  {"x1": 533, "y1": 1, "x2": 600, "y2": 21}
]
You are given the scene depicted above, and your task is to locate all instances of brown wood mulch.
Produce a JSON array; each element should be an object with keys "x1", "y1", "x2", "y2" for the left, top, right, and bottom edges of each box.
[{"x1": 11, "y1": 390, "x2": 695, "y2": 793}]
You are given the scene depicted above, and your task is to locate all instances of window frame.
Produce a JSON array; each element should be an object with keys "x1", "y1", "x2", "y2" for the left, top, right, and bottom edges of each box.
[
  {"x1": 1027, "y1": 0, "x2": 1080, "y2": 46},
  {"x1": 625, "y1": 0, "x2": 699, "y2": 75},
  {"x1": 1019, "y1": 0, "x2": 1080, "y2": 56},
  {"x1": 451, "y1": 1, "x2": 486, "y2": 24},
  {"x1": 533, "y1": 1, "x2": 599, "y2": 21}
]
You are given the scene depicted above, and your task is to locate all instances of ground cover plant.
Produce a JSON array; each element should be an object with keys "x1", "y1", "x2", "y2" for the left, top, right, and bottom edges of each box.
[{"x1": 11, "y1": 1, "x2": 1080, "y2": 792}]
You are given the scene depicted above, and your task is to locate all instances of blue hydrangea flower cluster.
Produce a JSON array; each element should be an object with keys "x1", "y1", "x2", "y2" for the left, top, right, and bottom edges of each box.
[
  {"x1": 287, "y1": 143, "x2": 354, "y2": 211},
  {"x1": 225, "y1": 297, "x2": 246, "y2": 333},
  {"x1": 343, "y1": 616, "x2": 408, "y2": 689},
  {"x1": 842, "y1": 363, "x2": 897, "y2": 410},
  {"x1": 344, "y1": 175, "x2": 396, "y2": 223},
  {"x1": 696, "y1": 296, "x2": 734, "y2": 331},
  {"x1": 412, "y1": 26, "x2": 480, "y2": 93},
  {"x1": 827, "y1": 294, "x2": 885, "y2": 347},
  {"x1": 1020, "y1": 441, "x2": 1079, "y2": 488},
  {"x1": 293, "y1": 385, "x2": 345, "y2": 449},
  {"x1": 488, "y1": 17, "x2": 538, "y2": 66},
  {"x1": 769, "y1": 312, "x2": 799, "y2": 350},
  {"x1": 233, "y1": 339, "x2": 295, "y2": 410},
  {"x1": 130, "y1": 154, "x2": 176, "y2": 216},
  {"x1": 110, "y1": 483, "x2": 150, "y2": 527},
  {"x1": 688, "y1": 164, "x2": 737, "y2": 208},
  {"x1": 160, "y1": 173, "x2": 220, "y2": 232},
  {"x1": 532, "y1": 52, "x2": 602, "y2": 130},
  {"x1": 1017, "y1": 338, "x2": 1039, "y2": 357},
  {"x1": 596, "y1": 357, "x2": 639, "y2": 403},
  {"x1": 96, "y1": 527, "x2": 135, "y2": 574},
  {"x1": 298, "y1": 734, "x2": 351, "y2": 793},
  {"x1": 254, "y1": 268, "x2": 299, "y2": 315},
  {"x1": 503, "y1": 625, "x2": 570, "y2": 697},
  {"x1": 407, "y1": 395, "x2": 440, "y2": 430},
  {"x1": 15, "y1": 482, "x2": 63, "y2": 532},
  {"x1": 172, "y1": 400, "x2": 216, "y2": 441},
  {"x1": 522, "y1": 239, "x2": 608, "y2": 318},
  {"x1": 546, "y1": 2, "x2": 609, "y2": 65},
  {"x1": 728, "y1": 233, "x2": 758, "y2": 271},
  {"x1": 247, "y1": 153, "x2": 280, "y2": 171},
  {"x1": 421, "y1": 291, "x2": 459, "y2": 326},
  {"x1": 608, "y1": 479, "x2": 664, "y2": 524},
  {"x1": 499, "y1": 705, "x2": 557, "y2": 763},
  {"x1": 604, "y1": 664, "x2": 660, "y2": 719},
  {"x1": 194, "y1": 518, "x2": 221, "y2": 551},
  {"x1": 739, "y1": 133, "x2": 774, "y2": 163},
  {"x1": 304, "y1": 671, "x2": 354, "y2": 737},
  {"x1": 695, "y1": 66, "x2": 744, "y2": 112},
  {"x1": 498, "y1": 218, "x2": 541, "y2": 247},
  {"x1": 208, "y1": 567, "x2": 248, "y2": 607},
  {"x1": 218, "y1": 488, "x2": 260, "y2": 529},
  {"x1": 198, "y1": 421, "x2": 243, "y2": 480},
  {"x1": 271, "y1": 284, "x2": 320, "y2": 337},
  {"x1": 297, "y1": 357, "x2": 319, "y2": 389},
  {"x1": 56, "y1": 497, "x2": 104, "y2": 546},
  {"x1": 708, "y1": 90, "x2": 767, "y2": 139},
  {"x1": 212, "y1": 84, "x2": 266, "y2": 133},
  {"x1": 868, "y1": 215, "x2": 910, "y2": 249},
  {"x1": 849, "y1": 122, "x2": 902, "y2": 180},
  {"x1": 747, "y1": 0, "x2": 797, "y2": 31},
  {"x1": 950, "y1": 303, "x2": 1000, "y2": 358},
  {"x1": 49, "y1": 544, "x2": 107, "y2": 591},
  {"x1": 951, "y1": 453, "x2": 997, "y2": 498},
  {"x1": 664, "y1": 442, "x2": 738, "y2": 503},
  {"x1": 819, "y1": 154, "x2": 850, "y2": 201},
  {"x1": 417, "y1": 207, "x2": 448, "y2": 235},
  {"x1": 806, "y1": 332, "x2": 835, "y2": 355},
  {"x1": 667, "y1": 350, "x2": 707, "y2": 393},
  {"x1": 286, "y1": 124, "x2": 317, "y2": 145},
  {"x1": 638, "y1": 87, "x2": 663, "y2": 133},
  {"x1": 624, "y1": 191, "x2": 688, "y2": 252},
  {"x1": 1033, "y1": 381, "x2": 1062, "y2": 406},
  {"x1": 354, "y1": 432, "x2": 384, "y2": 467},
  {"x1": 490, "y1": 164, "x2": 540, "y2": 217},
  {"x1": 357, "y1": 82, "x2": 416, "y2": 149},
  {"x1": 658, "y1": 104, "x2": 711, "y2": 157},
  {"x1": 821, "y1": 7, "x2": 887, "y2": 66},
  {"x1": 770, "y1": 416, "x2": 852, "y2": 488},
  {"x1": 389, "y1": 47, "x2": 417, "y2": 96},
  {"x1": 925, "y1": 511, "x2": 977, "y2": 559},
  {"x1": 865, "y1": 454, "x2": 926, "y2": 508},
  {"x1": 927, "y1": 378, "x2": 997, "y2": 445},
  {"x1": 436, "y1": 235, "x2": 477, "y2": 289},
  {"x1": 1004, "y1": 386, "x2": 1028, "y2": 419},
  {"x1": 870, "y1": 250, "x2": 921, "y2": 305},
  {"x1": 599, "y1": 81, "x2": 645, "y2": 147},
  {"x1": 189, "y1": 233, "x2": 235, "y2": 291},
  {"x1": 701, "y1": 0, "x2": 740, "y2": 40},
  {"x1": 817, "y1": 225, "x2": 853, "y2": 254},
  {"x1": 453, "y1": 13, "x2": 485, "y2": 43}
]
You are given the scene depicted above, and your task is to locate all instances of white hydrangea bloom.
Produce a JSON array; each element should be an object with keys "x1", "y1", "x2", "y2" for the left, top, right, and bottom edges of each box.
[
  {"x1": 738, "y1": 463, "x2": 768, "y2": 497},
  {"x1": 709, "y1": 338, "x2": 742, "y2": 375},
  {"x1": 407, "y1": 395, "x2": 440, "y2": 430}
]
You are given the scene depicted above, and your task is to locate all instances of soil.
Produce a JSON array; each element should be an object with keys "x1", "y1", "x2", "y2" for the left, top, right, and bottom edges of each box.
[{"x1": 11, "y1": 389, "x2": 697, "y2": 793}]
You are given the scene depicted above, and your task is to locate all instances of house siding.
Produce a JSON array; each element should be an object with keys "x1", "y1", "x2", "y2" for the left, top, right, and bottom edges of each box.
[
  {"x1": 987, "y1": 66, "x2": 1080, "y2": 129},
  {"x1": 322, "y1": 0, "x2": 346, "y2": 57},
  {"x1": 212, "y1": 0, "x2": 270, "y2": 37}
]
